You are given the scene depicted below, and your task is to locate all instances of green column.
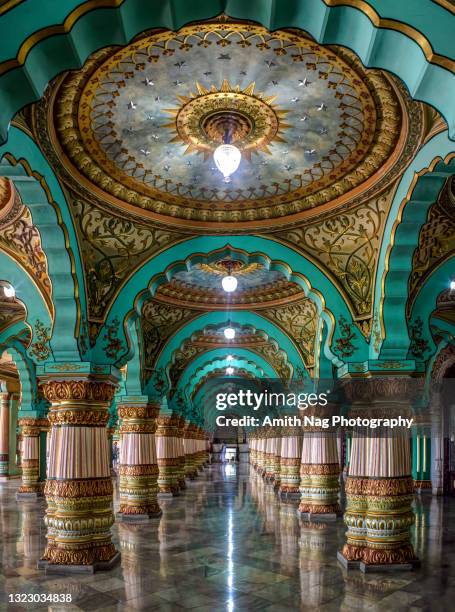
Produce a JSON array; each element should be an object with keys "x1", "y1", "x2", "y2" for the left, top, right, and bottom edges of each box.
[{"x1": 412, "y1": 432, "x2": 431, "y2": 491}]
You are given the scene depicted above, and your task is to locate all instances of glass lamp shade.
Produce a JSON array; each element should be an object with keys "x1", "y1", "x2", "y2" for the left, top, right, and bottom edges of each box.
[
  {"x1": 224, "y1": 327, "x2": 236, "y2": 340},
  {"x1": 226, "y1": 355, "x2": 234, "y2": 362},
  {"x1": 451, "y1": 280, "x2": 455, "y2": 291},
  {"x1": 213, "y1": 144, "x2": 241, "y2": 182},
  {"x1": 226, "y1": 367, "x2": 234, "y2": 376},
  {"x1": 3, "y1": 285, "x2": 15, "y2": 298},
  {"x1": 221, "y1": 275, "x2": 238, "y2": 293}
]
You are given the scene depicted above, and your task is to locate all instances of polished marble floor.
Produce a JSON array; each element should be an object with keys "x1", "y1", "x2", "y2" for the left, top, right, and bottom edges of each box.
[{"x1": 0, "y1": 465, "x2": 454, "y2": 611}]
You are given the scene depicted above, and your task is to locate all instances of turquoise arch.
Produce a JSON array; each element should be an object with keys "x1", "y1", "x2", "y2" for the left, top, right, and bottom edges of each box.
[
  {"x1": 96, "y1": 235, "x2": 367, "y2": 365},
  {"x1": 187, "y1": 360, "x2": 269, "y2": 406},
  {"x1": 408, "y1": 257, "x2": 455, "y2": 360},
  {"x1": 373, "y1": 131, "x2": 455, "y2": 360},
  {"x1": 166, "y1": 321, "x2": 293, "y2": 382},
  {"x1": 179, "y1": 349, "x2": 278, "y2": 399},
  {"x1": 0, "y1": 329, "x2": 45, "y2": 415},
  {"x1": 0, "y1": 1, "x2": 454, "y2": 141},
  {"x1": 0, "y1": 129, "x2": 84, "y2": 361},
  {"x1": 0, "y1": 251, "x2": 51, "y2": 346},
  {"x1": 148, "y1": 311, "x2": 310, "y2": 394}
]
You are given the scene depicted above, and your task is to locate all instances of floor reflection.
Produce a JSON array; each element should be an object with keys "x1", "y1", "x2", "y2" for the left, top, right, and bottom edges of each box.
[{"x1": 0, "y1": 465, "x2": 452, "y2": 610}]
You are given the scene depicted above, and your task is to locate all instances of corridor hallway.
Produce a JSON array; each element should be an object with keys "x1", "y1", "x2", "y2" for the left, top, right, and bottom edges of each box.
[{"x1": 1, "y1": 465, "x2": 453, "y2": 611}]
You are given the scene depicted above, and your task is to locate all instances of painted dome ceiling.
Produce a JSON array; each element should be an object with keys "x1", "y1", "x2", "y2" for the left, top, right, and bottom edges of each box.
[
  {"x1": 39, "y1": 19, "x2": 415, "y2": 231},
  {"x1": 155, "y1": 259, "x2": 303, "y2": 308}
]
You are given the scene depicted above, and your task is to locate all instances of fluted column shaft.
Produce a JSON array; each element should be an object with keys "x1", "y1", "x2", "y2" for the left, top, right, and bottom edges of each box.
[
  {"x1": 118, "y1": 401, "x2": 161, "y2": 519},
  {"x1": 17, "y1": 417, "x2": 49, "y2": 499},
  {"x1": 39, "y1": 376, "x2": 119, "y2": 571}
]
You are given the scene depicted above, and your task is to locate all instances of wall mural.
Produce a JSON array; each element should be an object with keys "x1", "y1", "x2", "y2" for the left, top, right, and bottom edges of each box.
[
  {"x1": 68, "y1": 193, "x2": 186, "y2": 322},
  {"x1": 278, "y1": 192, "x2": 391, "y2": 329},
  {"x1": 408, "y1": 176, "x2": 455, "y2": 315},
  {"x1": 263, "y1": 300, "x2": 318, "y2": 369},
  {"x1": 0, "y1": 179, "x2": 52, "y2": 313},
  {"x1": 140, "y1": 300, "x2": 200, "y2": 382}
]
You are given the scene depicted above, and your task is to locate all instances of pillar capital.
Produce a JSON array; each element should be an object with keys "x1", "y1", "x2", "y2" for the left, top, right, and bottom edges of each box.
[{"x1": 18, "y1": 416, "x2": 49, "y2": 435}]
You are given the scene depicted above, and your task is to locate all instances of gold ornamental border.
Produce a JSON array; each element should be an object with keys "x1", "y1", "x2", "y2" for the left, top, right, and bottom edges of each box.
[
  {"x1": 50, "y1": 22, "x2": 403, "y2": 227},
  {"x1": 378, "y1": 151, "x2": 455, "y2": 339}
]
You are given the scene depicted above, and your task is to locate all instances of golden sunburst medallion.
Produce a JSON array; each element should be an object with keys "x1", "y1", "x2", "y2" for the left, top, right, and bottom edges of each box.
[{"x1": 163, "y1": 79, "x2": 290, "y2": 160}]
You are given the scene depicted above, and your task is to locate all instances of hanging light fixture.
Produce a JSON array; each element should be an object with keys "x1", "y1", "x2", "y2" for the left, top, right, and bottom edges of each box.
[
  {"x1": 213, "y1": 145, "x2": 241, "y2": 183},
  {"x1": 224, "y1": 325, "x2": 236, "y2": 340},
  {"x1": 213, "y1": 124, "x2": 241, "y2": 183},
  {"x1": 221, "y1": 261, "x2": 238, "y2": 293},
  {"x1": 450, "y1": 278, "x2": 455, "y2": 292},
  {"x1": 221, "y1": 274, "x2": 238, "y2": 293},
  {"x1": 226, "y1": 355, "x2": 234, "y2": 362},
  {"x1": 3, "y1": 284, "x2": 15, "y2": 298},
  {"x1": 226, "y1": 366, "x2": 234, "y2": 376}
]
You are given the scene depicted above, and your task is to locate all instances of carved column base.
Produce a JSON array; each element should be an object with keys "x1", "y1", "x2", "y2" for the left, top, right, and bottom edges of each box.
[
  {"x1": 177, "y1": 456, "x2": 186, "y2": 490},
  {"x1": 298, "y1": 463, "x2": 340, "y2": 520},
  {"x1": 279, "y1": 457, "x2": 302, "y2": 498},
  {"x1": 0, "y1": 452, "x2": 10, "y2": 478},
  {"x1": 414, "y1": 479, "x2": 432, "y2": 493},
  {"x1": 38, "y1": 552, "x2": 120, "y2": 574},
  {"x1": 39, "y1": 477, "x2": 119, "y2": 573},
  {"x1": 339, "y1": 476, "x2": 419, "y2": 571},
  {"x1": 118, "y1": 466, "x2": 162, "y2": 519},
  {"x1": 17, "y1": 482, "x2": 44, "y2": 500},
  {"x1": 157, "y1": 458, "x2": 181, "y2": 496}
]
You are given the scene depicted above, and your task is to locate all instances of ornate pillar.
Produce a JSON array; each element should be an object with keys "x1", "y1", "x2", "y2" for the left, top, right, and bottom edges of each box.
[
  {"x1": 298, "y1": 428, "x2": 340, "y2": 520},
  {"x1": 263, "y1": 427, "x2": 274, "y2": 480},
  {"x1": 412, "y1": 429, "x2": 432, "y2": 492},
  {"x1": 0, "y1": 383, "x2": 10, "y2": 478},
  {"x1": 265, "y1": 428, "x2": 281, "y2": 485},
  {"x1": 156, "y1": 410, "x2": 180, "y2": 496},
  {"x1": 248, "y1": 433, "x2": 256, "y2": 467},
  {"x1": 256, "y1": 428, "x2": 266, "y2": 474},
  {"x1": 338, "y1": 377, "x2": 419, "y2": 572},
  {"x1": 193, "y1": 426, "x2": 204, "y2": 472},
  {"x1": 338, "y1": 431, "x2": 368, "y2": 567},
  {"x1": 278, "y1": 426, "x2": 302, "y2": 498},
  {"x1": 16, "y1": 417, "x2": 49, "y2": 499},
  {"x1": 362, "y1": 432, "x2": 417, "y2": 569},
  {"x1": 117, "y1": 398, "x2": 161, "y2": 520},
  {"x1": 176, "y1": 416, "x2": 186, "y2": 490},
  {"x1": 38, "y1": 373, "x2": 119, "y2": 572},
  {"x1": 183, "y1": 422, "x2": 198, "y2": 479}
]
